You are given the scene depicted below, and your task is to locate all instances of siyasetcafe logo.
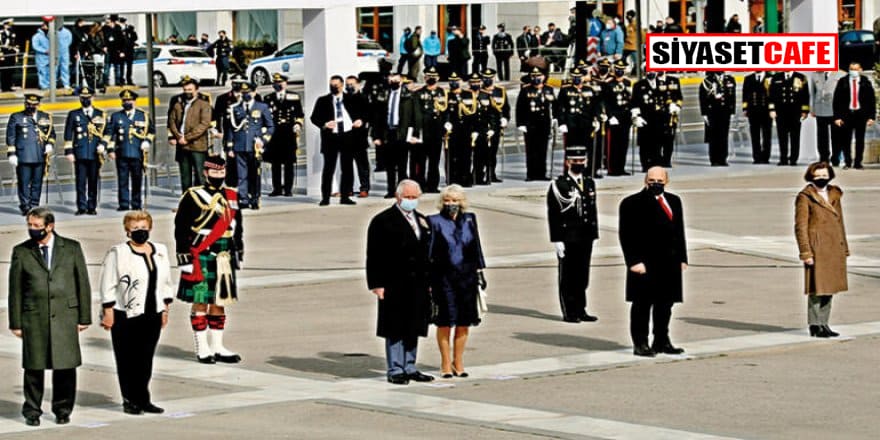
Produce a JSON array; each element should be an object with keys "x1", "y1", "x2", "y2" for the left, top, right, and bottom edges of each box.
[{"x1": 646, "y1": 33, "x2": 838, "y2": 72}]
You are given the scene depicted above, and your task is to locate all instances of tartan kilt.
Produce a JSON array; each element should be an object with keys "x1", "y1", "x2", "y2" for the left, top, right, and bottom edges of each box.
[{"x1": 177, "y1": 237, "x2": 238, "y2": 305}]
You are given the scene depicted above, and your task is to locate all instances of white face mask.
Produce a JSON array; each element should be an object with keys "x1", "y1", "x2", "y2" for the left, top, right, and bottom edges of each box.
[{"x1": 849, "y1": 70, "x2": 860, "y2": 79}]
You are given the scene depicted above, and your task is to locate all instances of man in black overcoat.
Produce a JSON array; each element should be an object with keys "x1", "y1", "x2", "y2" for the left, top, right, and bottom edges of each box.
[
  {"x1": 366, "y1": 180, "x2": 435, "y2": 385},
  {"x1": 618, "y1": 167, "x2": 688, "y2": 357}
]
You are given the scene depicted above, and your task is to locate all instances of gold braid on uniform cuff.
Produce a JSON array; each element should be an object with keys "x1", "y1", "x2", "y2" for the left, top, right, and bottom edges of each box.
[{"x1": 177, "y1": 253, "x2": 193, "y2": 265}]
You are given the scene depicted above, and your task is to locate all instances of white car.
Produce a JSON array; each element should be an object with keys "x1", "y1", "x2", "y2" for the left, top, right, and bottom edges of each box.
[
  {"x1": 246, "y1": 38, "x2": 388, "y2": 86},
  {"x1": 132, "y1": 45, "x2": 216, "y2": 87}
]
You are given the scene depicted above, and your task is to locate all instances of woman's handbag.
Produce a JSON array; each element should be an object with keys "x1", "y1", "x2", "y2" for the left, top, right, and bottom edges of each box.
[{"x1": 477, "y1": 286, "x2": 488, "y2": 318}]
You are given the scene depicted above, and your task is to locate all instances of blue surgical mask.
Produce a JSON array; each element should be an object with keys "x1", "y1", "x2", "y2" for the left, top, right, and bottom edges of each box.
[
  {"x1": 848, "y1": 70, "x2": 859, "y2": 79},
  {"x1": 399, "y1": 198, "x2": 419, "y2": 212},
  {"x1": 272, "y1": 83, "x2": 283, "y2": 92}
]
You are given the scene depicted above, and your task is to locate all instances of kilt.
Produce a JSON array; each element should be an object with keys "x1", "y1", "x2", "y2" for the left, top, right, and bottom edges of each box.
[{"x1": 177, "y1": 237, "x2": 238, "y2": 305}]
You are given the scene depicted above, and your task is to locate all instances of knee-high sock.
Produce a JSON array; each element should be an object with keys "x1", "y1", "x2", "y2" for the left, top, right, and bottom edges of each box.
[
  {"x1": 190, "y1": 313, "x2": 212, "y2": 358},
  {"x1": 207, "y1": 315, "x2": 237, "y2": 356}
]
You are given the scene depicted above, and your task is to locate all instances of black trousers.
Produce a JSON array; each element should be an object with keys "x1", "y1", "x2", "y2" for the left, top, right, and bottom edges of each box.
[
  {"x1": 16, "y1": 162, "x2": 44, "y2": 212},
  {"x1": 384, "y1": 130, "x2": 408, "y2": 195},
  {"x1": 473, "y1": 134, "x2": 492, "y2": 184},
  {"x1": 123, "y1": 57, "x2": 134, "y2": 85},
  {"x1": 407, "y1": 143, "x2": 426, "y2": 189},
  {"x1": 607, "y1": 119, "x2": 631, "y2": 174},
  {"x1": 350, "y1": 130, "x2": 370, "y2": 193},
  {"x1": 0, "y1": 56, "x2": 14, "y2": 91},
  {"x1": 637, "y1": 121, "x2": 667, "y2": 172},
  {"x1": 630, "y1": 300, "x2": 674, "y2": 347},
  {"x1": 448, "y1": 132, "x2": 472, "y2": 187},
  {"x1": 116, "y1": 157, "x2": 143, "y2": 209},
  {"x1": 321, "y1": 133, "x2": 354, "y2": 201},
  {"x1": 74, "y1": 159, "x2": 99, "y2": 211},
  {"x1": 23, "y1": 368, "x2": 76, "y2": 419},
  {"x1": 111, "y1": 310, "x2": 162, "y2": 407},
  {"x1": 706, "y1": 114, "x2": 730, "y2": 165},
  {"x1": 235, "y1": 151, "x2": 260, "y2": 206},
  {"x1": 557, "y1": 240, "x2": 593, "y2": 319},
  {"x1": 424, "y1": 134, "x2": 443, "y2": 192},
  {"x1": 271, "y1": 161, "x2": 295, "y2": 194},
  {"x1": 815, "y1": 116, "x2": 838, "y2": 164},
  {"x1": 524, "y1": 126, "x2": 549, "y2": 180},
  {"x1": 748, "y1": 113, "x2": 772, "y2": 163},
  {"x1": 776, "y1": 115, "x2": 802, "y2": 165},
  {"x1": 495, "y1": 55, "x2": 511, "y2": 81},
  {"x1": 839, "y1": 113, "x2": 868, "y2": 167},
  {"x1": 472, "y1": 52, "x2": 488, "y2": 74}
]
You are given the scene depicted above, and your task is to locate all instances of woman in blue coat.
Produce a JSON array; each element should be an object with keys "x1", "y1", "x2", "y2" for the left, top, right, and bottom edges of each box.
[{"x1": 428, "y1": 184, "x2": 486, "y2": 378}]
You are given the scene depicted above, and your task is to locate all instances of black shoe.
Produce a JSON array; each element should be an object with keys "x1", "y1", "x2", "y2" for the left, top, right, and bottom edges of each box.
[
  {"x1": 524, "y1": 177, "x2": 534, "y2": 182},
  {"x1": 592, "y1": 174, "x2": 603, "y2": 179},
  {"x1": 633, "y1": 344, "x2": 656, "y2": 357},
  {"x1": 853, "y1": 164, "x2": 864, "y2": 170},
  {"x1": 197, "y1": 355, "x2": 216, "y2": 364},
  {"x1": 409, "y1": 371, "x2": 435, "y2": 382},
  {"x1": 340, "y1": 198, "x2": 357, "y2": 205},
  {"x1": 652, "y1": 343, "x2": 685, "y2": 355},
  {"x1": 440, "y1": 372, "x2": 454, "y2": 379},
  {"x1": 491, "y1": 177, "x2": 503, "y2": 183},
  {"x1": 809, "y1": 325, "x2": 821, "y2": 337},
  {"x1": 822, "y1": 325, "x2": 839, "y2": 337},
  {"x1": 578, "y1": 313, "x2": 598, "y2": 322},
  {"x1": 451, "y1": 369, "x2": 468, "y2": 378},
  {"x1": 123, "y1": 402, "x2": 143, "y2": 415},
  {"x1": 75, "y1": 209, "x2": 86, "y2": 216},
  {"x1": 383, "y1": 193, "x2": 395, "y2": 199},
  {"x1": 87, "y1": 209, "x2": 98, "y2": 215},
  {"x1": 268, "y1": 191, "x2": 282, "y2": 197},
  {"x1": 140, "y1": 403, "x2": 164, "y2": 414},
  {"x1": 214, "y1": 353, "x2": 242, "y2": 363},
  {"x1": 562, "y1": 317, "x2": 580, "y2": 323},
  {"x1": 319, "y1": 199, "x2": 330, "y2": 206},
  {"x1": 776, "y1": 161, "x2": 788, "y2": 166},
  {"x1": 117, "y1": 206, "x2": 129, "y2": 211},
  {"x1": 55, "y1": 415, "x2": 70, "y2": 425},
  {"x1": 250, "y1": 202, "x2": 260, "y2": 210},
  {"x1": 284, "y1": 191, "x2": 293, "y2": 197},
  {"x1": 25, "y1": 416, "x2": 40, "y2": 426},
  {"x1": 387, "y1": 374, "x2": 410, "y2": 385},
  {"x1": 789, "y1": 162, "x2": 798, "y2": 167}
]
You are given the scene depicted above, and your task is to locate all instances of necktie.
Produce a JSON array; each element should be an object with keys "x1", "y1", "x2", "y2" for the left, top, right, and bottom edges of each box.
[
  {"x1": 658, "y1": 196, "x2": 673, "y2": 220},
  {"x1": 335, "y1": 97, "x2": 345, "y2": 133},
  {"x1": 388, "y1": 91, "x2": 399, "y2": 128},
  {"x1": 406, "y1": 213, "x2": 418, "y2": 236},
  {"x1": 576, "y1": 177, "x2": 583, "y2": 191},
  {"x1": 851, "y1": 79, "x2": 858, "y2": 110},
  {"x1": 40, "y1": 245, "x2": 49, "y2": 267}
]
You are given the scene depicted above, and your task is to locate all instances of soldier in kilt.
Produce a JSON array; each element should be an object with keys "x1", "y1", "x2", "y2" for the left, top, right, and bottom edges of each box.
[{"x1": 174, "y1": 156, "x2": 244, "y2": 364}]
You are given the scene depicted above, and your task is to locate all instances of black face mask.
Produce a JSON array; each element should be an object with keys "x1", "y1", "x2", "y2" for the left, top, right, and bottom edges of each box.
[
  {"x1": 470, "y1": 84, "x2": 480, "y2": 91},
  {"x1": 614, "y1": 68, "x2": 625, "y2": 77},
  {"x1": 389, "y1": 82, "x2": 401, "y2": 90},
  {"x1": 572, "y1": 77, "x2": 582, "y2": 85},
  {"x1": 813, "y1": 178, "x2": 830, "y2": 189},
  {"x1": 532, "y1": 77, "x2": 543, "y2": 86},
  {"x1": 129, "y1": 229, "x2": 150, "y2": 245},
  {"x1": 183, "y1": 92, "x2": 194, "y2": 100},
  {"x1": 242, "y1": 93, "x2": 253, "y2": 102},
  {"x1": 122, "y1": 101, "x2": 134, "y2": 111},
  {"x1": 647, "y1": 182, "x2": 665, "y2": 196},
  {"x1": 28, "y1": 227, "x2": 48, "y2": 242},
  {"x1": 443, "y1": 204, "x2": 460, "y2": 217},
  {"x1": 207, "y1": 176, "x2": 225, "y2": 188},
  {"x1": 272, "y1": 83, "x2": 284, "y2": 92},
  {"x1": 449, "y1": 81, "x2": 460, "y2": 90},
  {"x1": 426, "y1": 78, "x2": 437, "y2": 86},
  {"x1": 25, "y1": 105, "x2": 37, "y2": 114},
  {"x1": 330, "y1": 85, "x2": 340, "y2": 94},
  {"x1": 345, "y1": 85, "x2": 356, "y2": 94},
  {"x1": 80, "y1": 98, "x2": 92, "y2": 108},
  {"x1": 646, "y1": 72, "x2": 657, "y2": 81},
  {"x1": 569, "y1": 163, "x2": 586, "y2": 174},
  {"x1": 598, "y1": 67, "x2": 609, "y2": 76},
  {"x1": 482, "y1": 79, "x2": 493, "y2": 88}
]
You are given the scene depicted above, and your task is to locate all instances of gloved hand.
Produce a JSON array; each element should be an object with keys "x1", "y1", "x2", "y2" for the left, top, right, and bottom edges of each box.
[
  {"x1": 669, "y1": 103, "x2": 681, "y2": 115},
  {"x1": 294, "y1": 124, "x2": 302, "y2": 134},
  {"x1": 478, "y1": 271, "x2": 487, "y2": 290},
  {"x1": 599, "y1": 114, "x2": 608, "y2": 122},
  {"x1": 633, "y1": 116, "x2": 647, "y2": 128},
  {"x1": 500, "y1": 117, "x2": 508, "y2": 128},
  {"x1": 96, "y1": 144, "x2": 106, "y2": 154},
  {"x1": 609, "y1": 116, "x2": 619, "y2": 126},
  {"x1": 179, "y1": 264, "x2": 194, "y2": 274},
  {"x1": 44, "y1": 144, "x2": 54, "y2": 155},
  {"x1": 486, "y1": 130, "x2": 495, "y2": 139},
  {"x1": 444, "y1": 122, "x2": 453, "y2": 133},
  {"x1": 558, "y1": 124, "x2": 568, "y2": 134},
  {"x1": 702, "y1": 115, "x2": 710, "y2": 126},
  {"x1": 517, "y1": 126, "x2": 528, "y2": 133},
  {"x1": 769, "y1": 111, "x2": 777, "y2": 119},
  {"x1": 66, "y1": 154, "x2": 75, "y2": 163},
  {"x1": 8, "y1": 155, "x2": 17, "y2": 167},
  {"x1": 553, "y1": 242, "x2": 565, "y2": 258},
  {"x1": 630, "y1": 108, "x2": 641, "y2": 118},
  {"x1": 140, "y1": 141, "x2": 150, "y2": 151},
  {"x1": 551, "y1": 119, "x2": 559, "y2": 129},
  {"x1": 592, "y1": 120, "x2": 600, "y2": 132},
  {"x1": 471, "y1": 132, "x2": 479, "y2": 142}
]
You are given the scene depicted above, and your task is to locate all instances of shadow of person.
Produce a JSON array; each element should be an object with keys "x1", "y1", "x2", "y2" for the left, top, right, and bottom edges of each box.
[
  {"x1": 266, "y1": 352, "x2": 390, "y2": 379},
  {"x1": 678, "y1": 317, "x2": 795, "y2": 333},
  {"x1": 513, "y1": 332, "x2": 628, "y2": 351},
  {"x1": 488, "y1": 304, "x2": 561, "y2": 322}
]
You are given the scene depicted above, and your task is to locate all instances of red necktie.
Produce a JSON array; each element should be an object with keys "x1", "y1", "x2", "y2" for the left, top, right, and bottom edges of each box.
[
  {"x1": 851, "y1": 79, "x2": 858, "y2": 110},
  {"x1": 658, "y1": 196, "x2": 673, "y2": 220}
]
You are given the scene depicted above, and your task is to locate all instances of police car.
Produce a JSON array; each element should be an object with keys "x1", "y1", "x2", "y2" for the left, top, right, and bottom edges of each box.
[
  {"x1": 132, "y1": 45, "x2": 216, "y2": 87},
  {"x1": 246, "y1": 38, "x2": 388, "y2": 86}
]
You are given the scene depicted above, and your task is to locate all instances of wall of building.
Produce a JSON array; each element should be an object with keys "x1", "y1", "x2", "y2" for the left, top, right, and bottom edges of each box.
[{"x1": 278, "y1": 9, "x2": 303, "y2": 45}]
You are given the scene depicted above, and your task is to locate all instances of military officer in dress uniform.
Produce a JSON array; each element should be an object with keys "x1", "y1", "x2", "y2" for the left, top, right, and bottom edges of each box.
[
  {"x1": 516, "y1": 67, "x2": 557, "y2": 181},
  {"x1": 412, "y1": 67, "x2": 446, "y2": 192},
  {"x1": 107, "y1": 90, "x2": 154, "y2": 210},
  {"x1": 656, "y1": 72, "x2": 682, "y2": 168},
  {"x1": 594, "y1": 58, "x2": 613, "y2": 85},
  {"x1": 742, "y1": 71, "x2": 773, "y2": 164},
  {"x1": 631, "y1": 71, "x2": 681, "y2": 171},
  {"x1": 769, "y1": 71, "x2": 810, "y2": 166},
  {"x1": 698, "y1": 71, "x2": 736, "y2": 166},
  {"x1": 364, "y1": 58, "x2": 394, "y2": 173},
  {"x1": 601, "y1": 60, "x2": 634, "y2": 176},
  {"x1": 0, "y1": 18, "x2": 19, "y2": 92},
  {"x1": 211, "y1": 31, "x2": 233, "y2": 87},
  {"x1": 557, "y1": 67, "x2": 602, "y2": 176},
  {"x1": 264, "y1": 73, "x2": 304, "y2": 197},
  {"x1": 547, "y1": 145, "x2": 599, "y2": 323},
  {"x1": 223, "y1": 81, "x2": 274, "y2": 209},
  {"x1": 175, "y1": 155, "x2": 244, "y2": 364},
  {"x1": 442, "y1": 72, "x2": 478, "y2": 187},
  {"x1": 213, "y1": 79, "x2": 246, "y2": 187},
  {"x1": 5, "y1": 94, "x2": 55, "y2": 215},
  {"x1": 473, "y1": 68, "x2": 510, "y2": 185},
  {"x1": 63, "y1": 87, "x2": 106, "y2": 215}
]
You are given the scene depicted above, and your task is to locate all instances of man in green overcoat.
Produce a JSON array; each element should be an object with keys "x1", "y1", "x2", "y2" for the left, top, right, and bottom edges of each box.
[{"x1": 7, "y1": 207, "x2": 92, "y2": 426}]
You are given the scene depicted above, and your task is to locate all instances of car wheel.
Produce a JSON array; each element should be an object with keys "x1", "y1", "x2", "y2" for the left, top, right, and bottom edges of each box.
[
  {"x1": 252, "y1": 68, "x2": 269, "y2": 87},
  {"x1": 152, "y1": 72, "x2": 167, "y2": 87}
]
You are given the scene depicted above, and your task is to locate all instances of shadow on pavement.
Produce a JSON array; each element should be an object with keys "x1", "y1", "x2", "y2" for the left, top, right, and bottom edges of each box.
[
  {"x1": 678, "y1": 317, "x2": 796, "y2": 333},
  {"x1": 266, "y1": 352, "x2": 388, "y2": 379},
  {"x1": 488, "y1": 304, "x2": 561, "y2": 322},
  {"x1": 513, "y1": 332, "x2": 627, "y2": 351}
]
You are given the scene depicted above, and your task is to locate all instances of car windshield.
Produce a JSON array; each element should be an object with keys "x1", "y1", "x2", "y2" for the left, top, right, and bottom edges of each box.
[
  {"x1": 357, "y1": 40, "x2": 384, "y2": 51},
  {"x1": 279, "y1": 42, "x2": 303, "y2": 56},
  {"x1": 170, "y1": 49, "x2": 211, "y2": 58},
  {"x1": 134, "y1": 48, "x2": 162, "y2": 61}
]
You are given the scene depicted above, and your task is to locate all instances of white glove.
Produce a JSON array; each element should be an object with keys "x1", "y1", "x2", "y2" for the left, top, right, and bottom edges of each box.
[
  {"x1": 609, "y1": 116, "x2": 619, "y2": 126},
  {"x1": 500, "y1": 117, "x2": 508, "y2": 128},
  {"x1": 633, "y1": 116, "x2": 647, "y2": 128},
  {"x1": 179, "y1": 264, "x2": 194, "y2": 274},
  {"x1": 551, "y1": 119, "x2": 559, "y2": 129},
  {"x1": 9, "y1": 155, "x2": 18, "y2": 167},
  {"x1": 471, "y1": 132, "x2": 479, "y2": 142},
  {"x1": 140, "y1": 141, "x2": 151, "y2": 151},
  {"x1": 599, "y1": 114, "x2": 608, "y2": 122},
  {"x1": 97, "y1": 144, "x2": 106, "y2": 154},
  {"x1": 592, "y1": 120, "x2": 600, "y2": 132},
  {"x1": 558, "y1": 124, "x2": 568, "y2": 134},
  {"x1": 517, "y1": 126, "x2": 528, "y2": 133},
  {"x1": 553, "y1": 242, "x2": 565, "y2": 258},
  {"x1": 294, "y1": 124, "x2": 302, "y2": 134},
  {"x1": 669, "y1": 103, "x2": 681, "y2": 115},
  {"x1": 444, "y1": 122, "x2": 453, "y2": 133},
  {"x1": 486, "y1": 130, "x2": 495, "y2": 139},
  {"x1": 702, "y1": 115, "x2": 710, "y2": 126},
  {"x1": 255, "y1": 139, "x2": 264, "y2": 149},
  {"x1": 630, "y1": 108, "x2": 641, "y2": 118},
  {"x1": 44, "y1": 144, "x2": 54, "y2": 155},
  {"x1": 66, "y1": 154, "x2": 75, "y2": 163}
]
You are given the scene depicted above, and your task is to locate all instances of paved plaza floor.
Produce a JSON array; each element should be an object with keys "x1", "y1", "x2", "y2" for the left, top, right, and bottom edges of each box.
[{"x1": 0, "y1": 163, "x2": 877, "y2": 439}]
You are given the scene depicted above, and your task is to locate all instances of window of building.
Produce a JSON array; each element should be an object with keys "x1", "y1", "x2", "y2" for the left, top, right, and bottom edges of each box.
[
  {"x1": 439, "y1": 4, "x2": 468, "y2": 54},
  {"x1": 157, "y1": 12, "x2": 196, "y2": 42},
  {"x1": 234, "y1": 10, "x2": 278, "y2": 44},
  {"x1": 838, "y1": 0, "x2": 861, "y2": 31},
  {"x1": 357, "y1": 7, "x2": 393, "y2": 52}
]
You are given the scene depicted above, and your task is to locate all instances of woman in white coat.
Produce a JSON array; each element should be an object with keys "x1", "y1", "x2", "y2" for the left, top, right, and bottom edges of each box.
[{"x1": 99, "y1": 211, "x2": 175, "y2": 415}]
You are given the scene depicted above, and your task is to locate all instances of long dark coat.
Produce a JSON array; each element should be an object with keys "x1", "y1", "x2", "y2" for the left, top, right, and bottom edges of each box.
[
  {"x1": 618, "y1": 189, "x2": 688, "y2": 303},
  {"x1": 795, "y1": 184, "x2": 849, "y2": 295},
  {"x1": 7, "y1": 234, "x2": 92, "y2": 370},
  {"x1": 427, "y1": 212, "x2": 486, "y2": 327},
  {"x1": 366, "y1": 206, "x2": 432, "y2": 339}
]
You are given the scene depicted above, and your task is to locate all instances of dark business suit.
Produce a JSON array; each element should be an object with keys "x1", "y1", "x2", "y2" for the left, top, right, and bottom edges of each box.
[
  {"x1": 618, "y1": 189, "x2": 688, "y2": 349},
  {"x1": 8, "y1": 234, "x2": 92, "y2": 420},
  {"x1": 309, "y1": 92, "x2": 363, "y2": 201},
  {"x1": 833, "y1": 75, "x2": 877, "y2": 168},
  {"x1": 366, "y1": 206, "x2": 431, "y2": 377}
]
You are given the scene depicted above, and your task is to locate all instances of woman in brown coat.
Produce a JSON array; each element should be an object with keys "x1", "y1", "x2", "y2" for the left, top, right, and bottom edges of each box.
[{"x1": 795, "y1": 162, "x2": 849, "y2": 338}]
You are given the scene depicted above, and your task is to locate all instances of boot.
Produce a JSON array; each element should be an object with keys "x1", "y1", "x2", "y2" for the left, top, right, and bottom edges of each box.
[
  {"x1": 208, "y1": 328, "x2": 242, "y2": 363},
  {"x1": 193, "y1": 330, "x2": 215, "y2": 364}
]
